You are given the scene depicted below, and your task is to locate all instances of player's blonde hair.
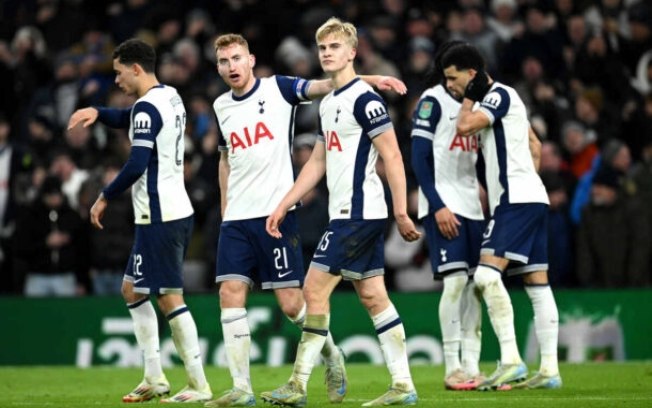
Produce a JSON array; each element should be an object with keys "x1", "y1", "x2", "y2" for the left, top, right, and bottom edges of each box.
[
  {"x1": 315, "y1": 17, "x2": 358, "y2": 48},
  {"x1": 214, "y1": 33, "x2": 249, "y2": 53}
]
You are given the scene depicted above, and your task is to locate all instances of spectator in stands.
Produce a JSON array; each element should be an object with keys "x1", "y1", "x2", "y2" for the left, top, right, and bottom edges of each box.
[
  {"x1": 0, "y1": 115, "x2": 35, "y2": 294},
  {"x1": 576, "y1": 165, "x2": 650, "y2": 288},
  {"x1": 81, "y1": 161, "x2": 134, "y2": 295},
  {"x1": 540, "y1": 171, "x2": 575, "y2": 287},
  {"x1": 14, "y1": 175, "x2": 90, "y2": 296},
  {"x1": 570, "y1": 138, "x2": 631, "y2": 225}
]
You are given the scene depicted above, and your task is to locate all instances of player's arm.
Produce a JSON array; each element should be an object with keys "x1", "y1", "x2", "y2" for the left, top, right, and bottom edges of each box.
[
  {"x1": 68, "y1": 106, "x2": 131, "y2": 129},
  {"x1": 218, "y1": 151, "x2": 229, "y2": 219},
  {"x1": 411, "y1": 136, "x2": 460, "y2": 239},
  {"x1": 305, "y1": 75, "x2": 407, "y2": 99},
  {"x1": 457, "y1": 99, "x2": 490, "y2": 136},
  {"x1": 266, "y1": 142, "x2": 326, "y2": 238},
  {"x1": 528, "y1": 126, "x2": 542, "y2": 172},
  {"x1": 90, "y1": 102, "x2": 158, "y2": 229},
  {"x1": 457, "y1": 70, "x2": 492, "y2": 136},
  {"x1": 374, "y1": 129, "x2": 421, "y2": 242}
]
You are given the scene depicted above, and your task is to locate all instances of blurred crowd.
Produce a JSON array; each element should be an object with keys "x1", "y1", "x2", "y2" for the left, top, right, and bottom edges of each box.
[{"x1": 1, "y1": 0, "x2": 651, "y2": 296}]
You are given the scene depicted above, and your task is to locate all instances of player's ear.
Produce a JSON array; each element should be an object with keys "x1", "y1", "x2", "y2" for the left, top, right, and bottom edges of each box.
[
  {"x1": 250, "y1": 54, "x2": 256, "y2": 68},
  {"x1": 132, "y1": 63, "x2": 143, "y2": 76},
  {"x1": 349, "y1": 47, "x2": 356, "y2": 61}
]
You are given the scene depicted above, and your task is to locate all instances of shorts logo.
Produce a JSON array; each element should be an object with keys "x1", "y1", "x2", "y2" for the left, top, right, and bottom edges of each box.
[
  {"x1": 133, "y1": 112, "x2": 152, "y2": 134},
  {"x1": 440, "y1": 249, "x2": 447, "y2": 262},
  {"x1": 418, "y1": 101, "x2": 433, "y2": 119},
  {"x1": 365, "y1": 100, "x2": 388, "y2": 124},
  {"x1": 278, "y1": 270, "x2": 293, "y2": 278}
]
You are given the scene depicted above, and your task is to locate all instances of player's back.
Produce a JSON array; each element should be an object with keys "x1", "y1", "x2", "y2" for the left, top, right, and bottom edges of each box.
[
  {"x1": 214, "y1": 76, "x2": 305, "y2": 221},
  {"x1": 319, "y1": 78, "x2": 389, "y2": 221},
  {"x1": 130, "y1": 85, "x2": 193, "y2": 224},
  {"x1": 412, "y1": 85, "x2": 483, "y2": 220},
  {"x1": 477, "y1": 82, "x2": 548, "y2": 214}
]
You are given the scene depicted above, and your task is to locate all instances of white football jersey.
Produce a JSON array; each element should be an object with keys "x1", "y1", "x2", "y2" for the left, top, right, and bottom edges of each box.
[
  {"x1": 411, "y1": 85, "x2": 484, "y2": 220},
  {"x1": 318, "y1": 78, "x2": 390, "y2": 220},
  {"x1": 129, "y1": 85, "x2": 193, "y2": 224},
  {"x1": 477, "y1": 82, "x2": 549, "y2": 214},
  {"x1": 215, "y1": 76, "x2": 310, "y2": 221}
]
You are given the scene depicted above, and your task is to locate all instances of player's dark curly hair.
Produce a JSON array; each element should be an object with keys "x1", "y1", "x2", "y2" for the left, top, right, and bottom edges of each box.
[
  {"x1": 113, "y1": 39, "x2": 156, "y2": 73},
  {"x1": 425, "y1": 40, "x2": 466, "y2": 87},
  {"x1": 440, "y1": 43, "x2": 485, "y2": 73}
]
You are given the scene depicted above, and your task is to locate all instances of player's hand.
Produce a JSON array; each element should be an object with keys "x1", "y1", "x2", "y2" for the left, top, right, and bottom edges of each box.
[
  {"x1": 90, "y1": 194, "x2": 108, "y2": 230},
  {"x1": 464, "y1": 70, "x2": 490, "y2": 102},
  {"x1": 266, "y1": 206, "x2": 288, "y2": 239},
  {"x1": 434, "y1": 207, "x2": 461, "y2": 240},
  {"x1": 376, "y1": 76, "x2": 407, "y2": 95},
  {"x1": 395, "y1": 213, "x2": 422, "y2": 242},
  {"x1": 67, "y1": 107, "x2": 99, "y2": 130}
]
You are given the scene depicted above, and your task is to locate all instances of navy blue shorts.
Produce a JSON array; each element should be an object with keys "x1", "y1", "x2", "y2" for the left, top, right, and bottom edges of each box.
[
  {"x1": 124, "y1": 215, "x2": 194, "y2": 295},
  {"x1": 216, "y1": 212, "x2": 304, "y2": 290},
  {"x1": 310, "y1": 218, "x2": 386, "y2": 280},
  {"x1": 423, "y1": 214, "x2": 485, "y2": 279},
  {"x1": 480, "y1": 203, "x2": 549, "y2": 275}
]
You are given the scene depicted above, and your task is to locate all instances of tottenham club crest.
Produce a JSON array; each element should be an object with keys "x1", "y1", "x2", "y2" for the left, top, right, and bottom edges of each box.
[
  {"x1": 364, "y1": 100, "x2": 388, "y2": 124},
  {"x1": 133, "y1": 112, "x2": 152, "y2": 134}
]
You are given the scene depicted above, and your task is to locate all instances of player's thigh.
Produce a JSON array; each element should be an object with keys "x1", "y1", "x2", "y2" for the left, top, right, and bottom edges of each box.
[
  {"x1": 481, "y1": 203, "x2": 547, "y2": 264},
  {"x1": 216, "y1": 220, "x2": 258, "y2": 287},
  {"x1": 127, "y1": 217, "x2": 193, "y2": 296},
  {"x1": 252, "y1": 212, "x2": 305, "y2": 290},
  {"x1": 423, "y1": 216, "x2": 483, "y2": 277},
  {"x1": 311, "y1": 219, "x2": 385, "y2": 280}
]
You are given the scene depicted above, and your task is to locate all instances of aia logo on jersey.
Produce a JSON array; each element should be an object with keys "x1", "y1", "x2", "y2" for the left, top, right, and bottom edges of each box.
[
  {"x1": 230, "y1": 122, "x2": 274, "y2": 153},
  {"x1": 324, "y1": 130, "x2": 342, "y2": 151},
  {"x1": 133, "y1": 112, "x2": 152, "y2": 134},
  {"x1": 364, "y1": 100, "x2": 388, "y2": 124},
  {"x1": 449, "y1": 133, "x2": 479, "y2": 152}
]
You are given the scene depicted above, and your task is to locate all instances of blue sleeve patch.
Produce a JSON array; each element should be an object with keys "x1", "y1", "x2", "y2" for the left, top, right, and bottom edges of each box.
[
  {"x1": 132, "y1": 101, "x2": 163, "y2": 143},
  {"x1": 480, "y1": 87, "x2": 510, "y2": 121},
  {"x1": 275, "y1": 75, "x2": 307, "y2": 105},
  {"x1": 353, "y1": 91, "x2": 392, "y2": 138},
  {"x1": 411, "y1": 96, "x2": 441, "y2": 139}
]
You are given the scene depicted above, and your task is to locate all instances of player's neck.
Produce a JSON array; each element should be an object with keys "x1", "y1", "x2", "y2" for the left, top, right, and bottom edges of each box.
[
  {"x1": 330, "y1": 65, "x2": 356, "y2": 90},
  {"x1": 232, "y1": 75, "x2": 257, "y2": 97},
  {"x1": 138, "y1": 75, "x2": 161, "y2": 98}
]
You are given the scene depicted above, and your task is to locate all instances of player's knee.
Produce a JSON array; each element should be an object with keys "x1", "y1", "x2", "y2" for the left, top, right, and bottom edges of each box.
[
  {"x1": 442, "y1": 272, "x2": 469, "y2": 301},
  {"x1": 357, "y1": 287, "x2": 386, "y2": 312},
  {"x1": 522, "y1": 270, "x2": 549, "y2": 285},
  {"x1": 473, "y1": 265, "x2": 502, "y2": 290},
  {"x1": 218, "y1": 281, "x2": 247, "y2": 307}
]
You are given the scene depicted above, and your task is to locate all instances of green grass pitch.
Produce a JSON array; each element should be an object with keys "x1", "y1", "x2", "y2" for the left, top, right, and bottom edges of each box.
[{"x1": 1, "y1": 362, "x2": 651, "y2": 407}]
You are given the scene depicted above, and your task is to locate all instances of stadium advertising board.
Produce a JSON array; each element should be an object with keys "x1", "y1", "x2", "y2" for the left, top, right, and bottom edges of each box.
[{"x1": 1, "y1": 290, "x2": 650, "y2": 365}]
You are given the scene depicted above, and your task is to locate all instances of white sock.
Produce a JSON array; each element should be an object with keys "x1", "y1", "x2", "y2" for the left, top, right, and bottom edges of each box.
[
  {"x1": 474, "y1": 265, "x2": 521, "y2": 365},
  {"x1": 222, "y1": 308, "x2": 252, "y2": 392},
  {"x1": 525, "y1": 285, "x2": 559, "y2": 377},
  {"x1": 127, "y1": 298, "x2": 164, "y2": 381},
  {"x1": 291, "y1": 314, "x2": 329, "y2": 390},
  {"x1": 288, "y1": 303, "x2": 339, "y2": 363},
  {"x1": 167, "y1": 305, "x2": 208, "y2": 389},
  {"x1": 461, "y1": 280, "x2": 482, "y2": 376},
  {"x1": 372, "y1": 304, "x2": 414, "y2": 390},
  {"x1": 440, "y1": 273, "x2": 468, "y2": 376}
]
